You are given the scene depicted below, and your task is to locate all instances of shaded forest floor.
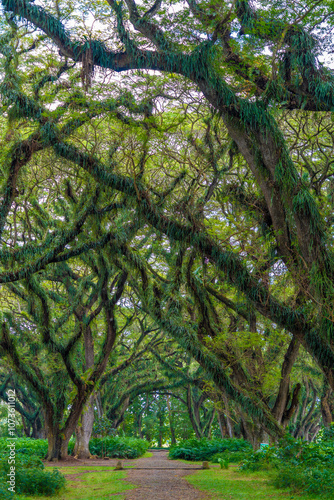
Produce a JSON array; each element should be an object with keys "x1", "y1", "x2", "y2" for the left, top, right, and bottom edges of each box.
[
  {"x1": 28, "y1": 449, "x2": 324, "y2": 500},
  {"x1": 39, "y1": 450, "x2": 208, "y2": 500}
]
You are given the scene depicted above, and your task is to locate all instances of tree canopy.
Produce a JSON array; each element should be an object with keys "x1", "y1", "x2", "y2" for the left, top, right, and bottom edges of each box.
[{"x1": 1, "y1": 0, "x2": 334, "y2": 457}]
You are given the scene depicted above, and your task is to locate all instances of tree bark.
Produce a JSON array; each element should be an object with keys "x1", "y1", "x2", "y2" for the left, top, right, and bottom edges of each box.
[
  {"x1": 221, "y1": 390, "x2": 234, "y2": 438},
  {"x1": 272, "y1": 337, "x2": 300, "y2": 424},
  {"x1": 73, "y1": 394, "x2": 95, "y2": 458},
  {"x1": 187, "y1": 386, "x2": 202, "y2": 438},
  {"x1": 321, "y1": 385, "x2": 333, "y2": 427},
  {"x1": 217, "y1": 410, "x2": 227, "y2": 438},
  {"x1": 166, "y1": 395, "x2": 176, "y2": 445},
  {"x1": 74, "y1": 326, "x2": 95, "y2": 459}
]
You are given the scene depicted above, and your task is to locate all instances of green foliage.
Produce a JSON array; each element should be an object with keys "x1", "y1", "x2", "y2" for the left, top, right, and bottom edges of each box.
[
  {"x1": 240, "y1": 435, "x2": 334, "y2": 497},
  {"x1": 211, "y1": 450, "x2": 252, "y2": 464},
  {"x1": 0, "y1": 452, "x2": 65, "y2": 496},
  {"x1": 15, "y1": 468, "x2": 66, "y2": 496},
  {"x1": 0, "y1": 484, "x2": 14, "y2": 500},
  {"x1": 93, "y1": 415, "x2": 115, "y2": 438},
  {"x1": 89, "y1": 436, "x2": 149, "y2": 458},
  {"x1": 0, "y1": 436, "x2": 75, "y2": 459},
  {"x1": 0, "y1": 453, "x2": 44, "y2": 472},
  {"x1": 0, "y1": 437, "x2": 48, "y2": 458},
  {"x1": 2, "y1": 0, "x2": 334, "y2": 464},
  {"x1": 239, "y1": 447, "x2": 279, "y2": 471},
  {"x1": 217, "y1": 457, "x2": 229, "y2": 469},
  {"x1": 169, "y1": 438, "x2": 252, "y2": 461},
  {"x1": 273, "y1": 465, "x2": 334, "y2": 497},
  {"x1": 319, "y1": 423, "x2": 334, "y2": 442}
]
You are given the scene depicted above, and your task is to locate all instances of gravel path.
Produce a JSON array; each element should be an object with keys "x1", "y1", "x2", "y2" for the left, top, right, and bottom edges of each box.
[{"x1": 123, "y1": 450, "x2": 211, "y2": 500}]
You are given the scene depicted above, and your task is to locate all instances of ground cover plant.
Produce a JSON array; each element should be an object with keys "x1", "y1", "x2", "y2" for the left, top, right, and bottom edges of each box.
[
  {"x1": 0, "y1": 438, "x2": 49, "y2": 459},
  {"x1": 240, "y1": 435, "x2": 334, "y2": 497},
  {"x1": 210, "y1": 450, "x2": 252, "y2": 465},
  {"x1": 13, "y1": 466, "x2": 135, "y2": 500},
  {"x1": 0, "y1": 452, "x2": 66, "y2": 497},
  {"x1": 186, "y1": 467, "x2": 323, "y2": 500},
  {"x1": 0, "y1": 436, "x2": 149, "y2": 460},
  {"x1": 88, "y1": 436, "x2": 150, "y2": 459},
  {"x1": 169, "y1": 438, "x2": 252, "y2": 461}
]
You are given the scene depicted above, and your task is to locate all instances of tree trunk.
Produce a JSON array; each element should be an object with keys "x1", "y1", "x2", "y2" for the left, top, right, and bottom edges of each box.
[
  {"x1": 73, "y1": 394, "x2": 95, "y2": 459},
  {"x1": 73, "y1": 325, "x2": 95, "y2": 459},
  {"x1": 205, "y1": 409, "x2": 215, "y2": 439},
  {"x1": 221, "y1": 391, "x2": 234, "y2": 438},
  {"x1": 272, "y1": 338, "x2": 300, "y2": 424},
  {"x1": 217, "y1": 410, "x2": 227, "y2": 438},
  {"x1": 46, "y1": 429, "x2": 62, "y2": 461},
  {"x1": 32, "y1": 415, "x2": 46, "y2": 439},
  {"x1": 166, "y1": 395, "x2": 176, "y2": 445},
  {"x1": 239, "y1": 410, "x2": 264, "y2": 449},
  {"x1": 108, "y1": 396, "x2": 130, "y2": 430},
  {"x1": 187, "y1": 386, "x2": 202, "y2": 438},
  {"x1": 321, "y1": 385, "x2": 333, "y2": 427},
  {"x1": 21, "y1": 415, "x2": 31, "y2": 437},
  {"x1": 46, "y1": 424, "x2": 71, "y2": 460},
  {"x1": 157, "y1": 397, "x2": 164, "y2": 448}
]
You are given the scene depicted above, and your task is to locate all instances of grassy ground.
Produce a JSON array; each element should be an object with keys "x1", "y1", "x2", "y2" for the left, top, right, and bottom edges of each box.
[
  {"x1": 15, "y1": 453, "x2": 152, "y2": 500},
  {"x1": 15, "y1": 454, "x2": 326, "y2": 500},
  {"x1": 17, "y1": 466, "x2": 135, "y2": 500},
  {"x1": 185, "y1": 467, "x2": 324, "y2": 500}
]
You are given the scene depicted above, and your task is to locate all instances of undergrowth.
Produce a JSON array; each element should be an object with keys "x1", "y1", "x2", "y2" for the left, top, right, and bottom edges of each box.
[
  {"x1": 169, "y1": 438, "x2": 252, "y2": 461},
  {"x1": 240, "y1": 434, "x2": 334, "y2": 498}
]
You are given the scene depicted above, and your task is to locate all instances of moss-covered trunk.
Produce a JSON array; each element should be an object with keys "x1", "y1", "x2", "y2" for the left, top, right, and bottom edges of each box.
[
  {"x1": 46, "y1": 426, "x2": 70, "y2": 460},
  {"x1": 74, "y1": 326, "x2": 95, "y2": 459},
  {"x1": 73, "y1": 394, "x2": 95, "y2": 459}
]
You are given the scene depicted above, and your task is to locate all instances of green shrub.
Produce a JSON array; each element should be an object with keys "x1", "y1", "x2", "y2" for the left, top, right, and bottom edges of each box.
[
  {"x1": 239, "y1": 447, "x2": 279, "y2": 472},
  {"x1": 211, "y1": 449, "x2": 251, "y2": 464},
  {"x1": 318, "y1": 423, "x2": 334, "y2": 442},
  {"x1": 275, "y1": 435, "x2": 334, "y2": 468},
  {"x1": 169, "y1": 438, "x2": 252, "y2": 461},
  {"x1": 0, "y1": 438, "x2": 48, "y2": 458},
  {"x1": 273, "y1": 465, "x2": 334, "y2": 497},
  {"x1": 239, "y1": 435, "x2": 334, "y2": 498},
  {"x1": 0, "y1": 436, "x2": 149, "y2": 462},
  {"x1": 15, "y1": 468, "x2": 66, "y2": 496},
  {"x1": 217, "y1": 457, "x2": 229, "y2": 469},
  {"x1": 0, "y1": 453, "x2": 44, "y2": 473},
  {"x1": 0, "y1": 484, "x2": 14, "y2": 500},
  {"x1": 0, "y1": 453, "x2": 65, "y2": 496},
  {"x1": 89, "y1": 436, "x2": 149, "y2": 458}
]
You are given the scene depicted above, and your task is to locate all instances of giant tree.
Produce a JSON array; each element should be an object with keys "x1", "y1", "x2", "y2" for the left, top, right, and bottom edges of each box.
[{"x1": 2, "y1": 0, "x2": 334, "y2": 444}]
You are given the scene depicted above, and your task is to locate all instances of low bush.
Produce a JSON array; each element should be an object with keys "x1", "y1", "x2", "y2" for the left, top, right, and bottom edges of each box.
[
  {"x1": 318, "y1": 422, "x2": 334, "y2": 442},
  {"x1": 169, "y1": 438, "x2": 252, "y2": 461},
  {"x1": 0, "y1": 484, "x2": 14, "y2": 500},
  {"x1": 15, "y1": 468, "x2": 66, "y2": 496},
  {"x1": 239, "y1": 447, "x2": 279, "y2": 472},
  {"x1": 273, "y1": 465, "x2": 334, "y2": 497},
  {"x1": 0, "y1": 435, "x2": 149, "y2": 461},
  {"x1": 239, "y1": 435, "x2": 334, "y2": 498},
  {"x1": 0, "y1": 437, "x2": 48, "y2": 458},
  {"x1": 211, "y1": 449, "x2": 252, "y2": 464},
  {"x1": 89, "y1": 436, "x2": 149, "y2": 458},
  {"x1": 0, "y1": 453, "x2": 66, "y2": 496},
  {"x1": 0, "y1": 453, "x2": 44, "y2": 473},
  {"x1": 217, "y1": 457, "x2": 229, "y2": 469}
]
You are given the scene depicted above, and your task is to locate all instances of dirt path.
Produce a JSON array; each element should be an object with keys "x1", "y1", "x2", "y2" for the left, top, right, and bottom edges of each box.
[
  {"x1": 45, "y1": 450, "x2": 212, "y2": 499},
  {"x1": 123, "y1": 450, "x2": 211, "y2": 500}
]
